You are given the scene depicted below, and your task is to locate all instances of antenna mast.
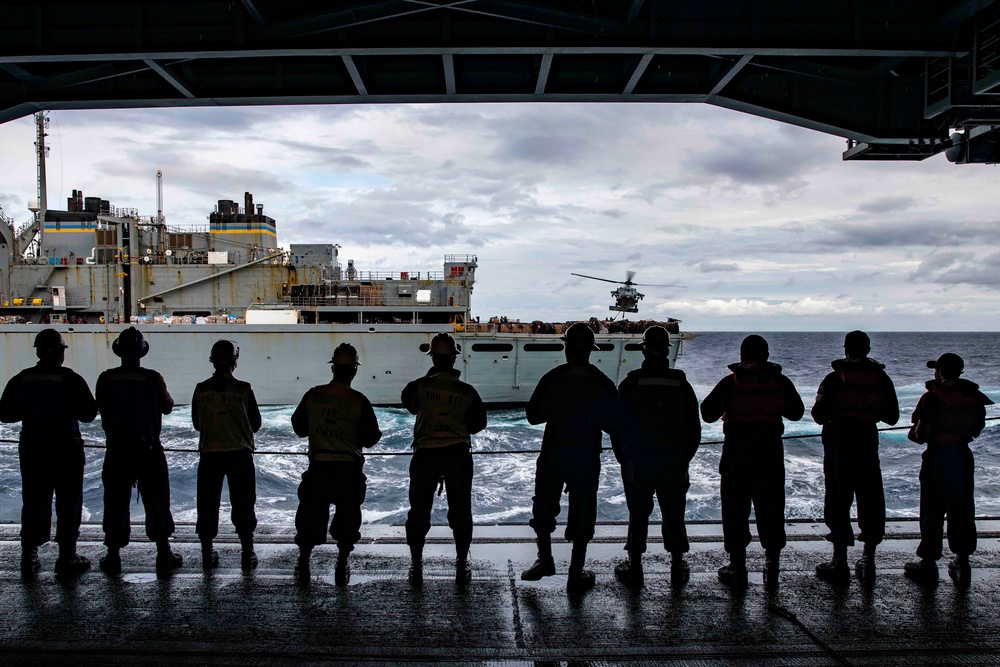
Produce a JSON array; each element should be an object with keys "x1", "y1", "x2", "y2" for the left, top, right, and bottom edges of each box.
[{"x1": 34, "y1": 112, "x2": 49, "y2": 245}]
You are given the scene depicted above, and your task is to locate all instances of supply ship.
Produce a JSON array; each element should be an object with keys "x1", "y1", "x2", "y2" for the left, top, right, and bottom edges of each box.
[{"x1": 0, "y1": 114, "x2": 682, "y2": 406}]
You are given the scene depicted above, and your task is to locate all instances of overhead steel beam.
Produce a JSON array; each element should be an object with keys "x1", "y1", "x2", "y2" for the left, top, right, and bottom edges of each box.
[
  {"x1": 708, "y1": 55, "x2": 752, "y2": 95},
  {"x1": 342, "y1": 55, "x2": 368, "y2": 96},
  {"x1": 143, "y1": 59, "x2": 195, "y2": 98},
  {"x1": 240, "y1": 0, "x2": 267, "y2": 27},
  {"x1": 0, "y1": 47, "x2": 966, "y2": 65},
  {"x1": 443, "y1": 53, "x2": 456, "y2": 94},
  {"x1": 626, "y1": 0, "x2": 646, "y2": 24},
  {"x1": 535, "y1": 53, "x2": 552, "y2": 94},
  {"x1": 622, "y1": 53, "x2": 653, "y2": 94}
]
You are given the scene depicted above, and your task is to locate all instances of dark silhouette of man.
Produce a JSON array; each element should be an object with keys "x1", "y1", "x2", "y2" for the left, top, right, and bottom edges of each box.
[
  {"x1": 191, "y1": 340, "x2": 262, "y2": 571},
  {"x1": 401, "y1": 333, "x2": 486, "y2": 587},
  {"x1": 613, "y1": 325, "x2": 701, "y2": 588},
  {"x1": 521, "y1": 322, "x2": 618, "y2": 593},
  {"x1": 0, "y1": 329, "x2": 97, "y2": 578},
  {"x1": 96, "y1": 327, "x2": 181, "y2": 574},
  {"x1": 292, "y1": 343, "x2": 382, "y2": 584},
  {"x1": 904, "y1": 353, "x2": 993, "y2": 585},
  {"x1": 811, "y1": 330, "x2": 899, "y2": 583},
  {"x1": 701, "y1": 334, "x2": 804, "y2": 588}
]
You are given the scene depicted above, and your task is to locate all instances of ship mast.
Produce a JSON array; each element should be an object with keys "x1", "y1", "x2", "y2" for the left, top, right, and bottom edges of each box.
[
  {"x1": 156, "y1": 169, "x2": 165, "y2": 254},
  {"x1": 34, "y1": 112, "x2": 49, "y2": 248}
]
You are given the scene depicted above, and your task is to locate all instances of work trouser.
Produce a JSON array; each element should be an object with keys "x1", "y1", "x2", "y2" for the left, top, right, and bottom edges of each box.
[
  {"x1": 196, "y1": 448, "x2": 258, "y2": 542},
  {"x1": 916, "y1": 443, "x2": 977, "y2": 560},
  {"x1": 822, "y1": 422, "x2": 886, "y2": 547},
  {"x1": 294, "y1": 460, "x2": 367, "y2": 552},
  {"x1": 622, "y1": 451, "x2": 690, "y2": 554},
  {"x1": 405, "y1": 444, "x2": 473, "y2": 553},
  {"x1": 18, "y1": 436, "x2": 85, "y2": 549},
  {"x1": 529, "y1": 446, "x2": 601, "y2": 544},
  {"x1": 719, "y1": 436, "x2": 786, "y2": 554},
  {"x1": 102, "y1": 441, "x2": 176, "y2": 548}
]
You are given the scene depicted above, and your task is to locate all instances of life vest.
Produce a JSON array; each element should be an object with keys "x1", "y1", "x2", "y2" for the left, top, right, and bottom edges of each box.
[
  {"x1": 723, "y1": 365, "x2": 786, "y2": 424},
  {"x1": 194, "y1": 377, "x2": 255, "y2": 452},
  {"x1": 303, "y1": 383, "x2": 366, "y2": 461},
  {"x1": 625, "y1": 367, "x2": 689, "y2": 446},
  {"x1": 926, "y1": 381, "x2": 991, "y2": 444},
  {"x1": 97, "y1": 367, "x2": 163, "y2": 444},
  {"x1": 834, "y1": 361, "x2": 884, "y2": 422},
  {"x1": 413, "y1": 372, "x2": 476, "y2": 449}
]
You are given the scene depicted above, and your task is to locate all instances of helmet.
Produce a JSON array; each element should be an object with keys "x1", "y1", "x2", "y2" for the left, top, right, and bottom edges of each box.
[
  {"x1": 427, "y1": 333, "x2": 461, "y2": 356},
  {"x1": 561, "y1": 322, "x2": 599, "y2": 352},
  {"x1": 927, "y1": 352, "x2": 964, "y2": 379},
  {"x1": 844, "y1": 330, "x2": 871, "y2": 356},
  {"x1": 209, "y1": 340, "x2": 240, "y2": 365},
  {"x1": 739, "y1": 334, "x2": 769, "y2": 362},
  {"x1": 330, "y1": 343, "x2": 361, "y2": 366},
  {"x1": 33, "y1": 328, "x2": 68, "y2": 351},
  {"x1": 640, "y1": 325, "x2": 672, "y2": 355},
  {"x1": 112, "y1": 326, "x2": 149, "y2": 359}
]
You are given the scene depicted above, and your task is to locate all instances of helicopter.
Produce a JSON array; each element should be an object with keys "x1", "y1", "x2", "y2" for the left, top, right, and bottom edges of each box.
[{"x1": 571, "y1": 271, "x2": 684, "y2": 319}]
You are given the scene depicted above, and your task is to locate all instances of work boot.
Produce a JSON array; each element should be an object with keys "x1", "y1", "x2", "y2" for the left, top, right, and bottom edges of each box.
[
  {"x1": 855, "y1": 544, "x2": 877, "y2": 583},
  {"x1": 670, "y1": 552, "x2": 690, "y2": 586},
  {"x1": 904, "y1": 558, "x2": 939, "y2": 584},
  {"x1": 294, "y1": 548, "x2": 311, "y2": 579},
  {"x1": 947, "y1": 556, "x2": 971, "y2": 584},
  {"x1": 54, "y1": 554, "x2": 91, "y2": 577},
  {"x1": 240, "y1": 535, "x2": 258, "y2": 571},
  {"x1": 566, "y1": 542, "x2": 595, "y2": 593},
  {"x1": 155, "y1": 541, "x2": 183, "y2": 572},
  {"x1": 717, "y1": 550, "x2": 747, "y2": 587},
  {"x1": 408, "y1": 556, "x2": 423, "y2": 587},
  {"x1": 816, "y1": 544, "x2": 850, "y2": 584},
  {"x1": 20, "y1": 545, "x2": 41, "y2": 577},
  {"x1": 614, "y1": 552, "x2": 644, "y2": 590},
  {"x1": 764, "y1": 549, "x2": 781, "y2": 590},
  {"x1": 521, "y1": 534, "x2": 556, "y2": 581},
  {"x1": 335, "y1": 553, "x2": 351, "y2": 586},
  {"x1": 202, "y1": 541, "x2": 220, "y2": 570},
  {"x1": 455, "y1": 557, "x2": 472, "y2": 586},
  {"x1": 99, "y1": 548, "x2": 122, "y2": 575}
]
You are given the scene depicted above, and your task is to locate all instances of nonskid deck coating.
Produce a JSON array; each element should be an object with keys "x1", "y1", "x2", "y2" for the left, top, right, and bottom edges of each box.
[{"x1": 1, "y1": 521, "x2": 999, "y2": 665}]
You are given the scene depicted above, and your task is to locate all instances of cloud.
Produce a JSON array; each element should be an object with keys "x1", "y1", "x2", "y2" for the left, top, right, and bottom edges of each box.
[
  {"x1": 857, "y1": 196, "x2": 916, "y2": 215},
  {"x1": 915, "y1": 251, "x2": 1000, "y2": 287},
  {"x1": 652, "y1": 296, "x2": 865, "y2": 318},
  {"x1": 685, "y1": 132, "x2": 826, "y2": 188},
  {"x1": 821, "y1": 219, "x2": 996, "y2": 249},
  {"x1": 698, "y1": 261, "x2": 740, "y2": 273}
]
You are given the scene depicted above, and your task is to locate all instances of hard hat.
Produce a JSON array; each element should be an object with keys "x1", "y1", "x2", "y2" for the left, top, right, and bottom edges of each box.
[
  {"x1": 740, "y1": 334, "x2": 769, "y2": 362},
  {"x1": 33, "y1": 328, "x2": 68, "y2": 351},
  {"x1": 561, "y1": 322, "x2": 600, "y2": 351},
  {"x1": 112, "y1": 326, "x2": 149, "y2": 359},
  {"x1": 209, "y1": 339, "x2": 240, "y2": 365},
  {"x1": 427, "y1": 332, "x2": 461, "y2": 356},
  {"x1": 640, "y1": 325, "x2": 672, "y2": 355},
  {"x1": 330, "y1": 343, "x2": 361, "y2": 366}
]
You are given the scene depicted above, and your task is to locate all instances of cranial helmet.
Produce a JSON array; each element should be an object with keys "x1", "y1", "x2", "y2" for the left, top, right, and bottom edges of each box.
[
  {"x1": 740, "y1": 334, "x2": 769, "y2": 363},
  {"x1": 209, "y1": 339, "x2": 240, "y2": 365},
  {"x1": 561, "y1": 322, "x2": 600, "y2": 352},
  {"x1": 33, "y1": 328, "x2": 68, "y2": 352},
  {"x1": 331, "y1": 343, "x2": 361, "y2": 366},
  {"x1": 427, "y1": 333, "x2": 461, "y2": 356},
  {"x1": 112, "y1": 326, "x2": 149, "y2": 359},
  {"x1": 640, "y1": 325, "x2": 672, "y2": 356}
]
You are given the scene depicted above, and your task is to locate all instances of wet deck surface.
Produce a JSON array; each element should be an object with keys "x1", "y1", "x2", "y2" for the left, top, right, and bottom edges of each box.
[{"x1": 1, "y1": 520, "x2": 999, "y2": 665}]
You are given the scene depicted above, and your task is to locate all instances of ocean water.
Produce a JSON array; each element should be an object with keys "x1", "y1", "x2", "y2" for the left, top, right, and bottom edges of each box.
[{"x1": 0, "y1": 332, "x2": 998, "y2": 527}]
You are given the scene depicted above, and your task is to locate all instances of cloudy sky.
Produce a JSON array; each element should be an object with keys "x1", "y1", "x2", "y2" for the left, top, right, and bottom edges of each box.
[{"x1": 0, "y1": 103, "x2": 997, "y2": 331}]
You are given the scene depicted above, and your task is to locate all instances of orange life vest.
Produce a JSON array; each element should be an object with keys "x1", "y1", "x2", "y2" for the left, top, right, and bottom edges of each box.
[
  {"x1": 835, "y1": 364, "x2": 884, "y2": 422},
  {"x1": 723, "y1": 368, "x2": 785, "y2": 424}
]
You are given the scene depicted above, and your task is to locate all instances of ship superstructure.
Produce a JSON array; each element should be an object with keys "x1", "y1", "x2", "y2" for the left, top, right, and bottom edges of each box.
[{"x1": 0, "y1": 114, "x2": 683, "y2": 406}]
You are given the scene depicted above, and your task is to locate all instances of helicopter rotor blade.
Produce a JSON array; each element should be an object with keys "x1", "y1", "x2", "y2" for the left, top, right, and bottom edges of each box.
[
  {"x1": 570, "y1": 272, "x2": 624, "y2": 285},
  {"x1": 625, "y1": 270, "x2": 636, "y2": 284},
  {"x1": 632, "y1": 282, "x2": 687, "y2": 288}
]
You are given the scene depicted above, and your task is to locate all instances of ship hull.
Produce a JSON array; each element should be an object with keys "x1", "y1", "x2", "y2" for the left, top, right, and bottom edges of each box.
[{"x1": 0, "y1": 324, "x2": 682, "y2": 406}]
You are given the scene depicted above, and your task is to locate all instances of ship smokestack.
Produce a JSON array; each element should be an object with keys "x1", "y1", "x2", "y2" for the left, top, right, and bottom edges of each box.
[{"x1": 244, "y1": 192, "x2": 253, "y2": 216}]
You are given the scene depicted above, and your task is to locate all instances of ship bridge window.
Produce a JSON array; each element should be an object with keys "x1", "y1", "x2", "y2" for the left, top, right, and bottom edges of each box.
[
  {"x1": 524, "y1": 343, "x2": 564, "y2": 352},
  {"x1": 472, "y1": 343, "x2": 513, "y2": 352},
  {"x1": 596, "y1": 343, "x2": 615, "y2": 351},
  {"x1": 416, "y1": 290, "x2": 432, "y2": 303},
  {"x1": 624, "y1": 343, "x2": 643, "y2": 351}
]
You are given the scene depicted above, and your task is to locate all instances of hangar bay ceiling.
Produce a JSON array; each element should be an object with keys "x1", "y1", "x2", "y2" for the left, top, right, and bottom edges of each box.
[{"x1": 1, "y1": 1, "x2": 998, "y2": 162}]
